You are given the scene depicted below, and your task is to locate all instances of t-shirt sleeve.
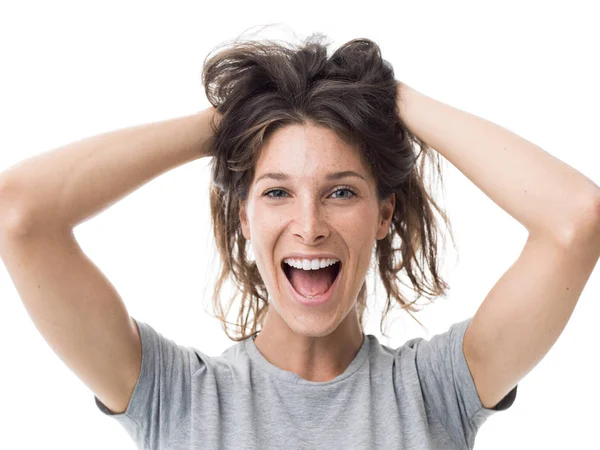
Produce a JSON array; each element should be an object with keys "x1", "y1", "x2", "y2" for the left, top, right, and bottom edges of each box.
[
  {"x1": 93, "y1": 317, "x2": 206, "y2": 450},
  {"x1": 410, "y1": 317, "x2": 518, "y2": 449}
]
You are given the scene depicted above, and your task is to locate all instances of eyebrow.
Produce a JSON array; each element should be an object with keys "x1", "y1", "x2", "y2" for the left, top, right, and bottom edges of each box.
[{"x1": 255, "y1": 170, "x2": 367, "y2": 184}]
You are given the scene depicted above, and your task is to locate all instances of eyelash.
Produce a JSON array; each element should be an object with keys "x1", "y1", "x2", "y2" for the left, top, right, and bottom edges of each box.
[{"x1": 262, "y1": 186, "x2": 358, "y2": 200}]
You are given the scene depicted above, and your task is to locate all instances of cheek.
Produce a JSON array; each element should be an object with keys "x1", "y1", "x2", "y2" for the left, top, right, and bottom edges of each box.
[
  {"x1": 249, "y1": 207, "x2": 290, "y2": 251},
  {"x1": 246, "y1": 219, "x2": 282, "y2": 275},
  {"x1": 337, "y1": 207, "x2": 380, "y2": 242},
  {"x1": 336, "y1": 211, "x2": 379, "y2": 269}
]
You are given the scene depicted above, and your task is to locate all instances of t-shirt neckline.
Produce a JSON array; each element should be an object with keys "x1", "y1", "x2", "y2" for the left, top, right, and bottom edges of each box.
[{"x1": 243, "y1": 332, "x2": 371, "y2": 385}]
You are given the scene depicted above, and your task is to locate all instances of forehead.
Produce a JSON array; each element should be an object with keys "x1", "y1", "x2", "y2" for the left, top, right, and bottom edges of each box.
[{"x1": 254, "y1": 123, "x2": 368, "y2": 180}]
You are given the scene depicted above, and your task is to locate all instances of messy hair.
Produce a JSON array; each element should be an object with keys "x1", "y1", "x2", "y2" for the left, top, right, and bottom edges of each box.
[{"x1": 202, "y1": 29, "x2": 456, "y2": 342}]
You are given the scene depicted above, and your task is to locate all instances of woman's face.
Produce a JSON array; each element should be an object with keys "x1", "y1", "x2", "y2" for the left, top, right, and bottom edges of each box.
[{"x1": 239, "y1": 123, "x2": 395, "y2": 337}]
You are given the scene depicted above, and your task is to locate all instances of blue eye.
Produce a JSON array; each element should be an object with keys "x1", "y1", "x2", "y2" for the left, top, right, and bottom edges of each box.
[
  {"x1": 264, "y1": 189, "x2": 288, "y2": 199},
  {"x1": 330, "y1": 188, "x2": 356, "y2": 199}
]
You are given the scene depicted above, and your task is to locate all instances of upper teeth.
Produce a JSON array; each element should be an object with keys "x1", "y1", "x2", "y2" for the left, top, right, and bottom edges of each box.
[{"x1": 283, "y1": 258, "x2": 339, "y2": 270}]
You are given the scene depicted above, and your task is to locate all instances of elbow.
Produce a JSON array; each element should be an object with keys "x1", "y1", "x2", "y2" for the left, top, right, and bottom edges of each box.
[
  {"x1": 559, "y1": 189, "x2": 600, "y2": 247},
  {"x1": 0, "y1": 176, "x2": 32, "y2": 237}
]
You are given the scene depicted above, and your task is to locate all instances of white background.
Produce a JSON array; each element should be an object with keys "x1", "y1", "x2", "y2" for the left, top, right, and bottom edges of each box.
[{"x1": 0, "y1": 1, "x2": 598, "y2": 449}]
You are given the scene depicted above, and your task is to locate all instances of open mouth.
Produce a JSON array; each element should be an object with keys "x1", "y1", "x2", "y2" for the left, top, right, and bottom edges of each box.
[{"x1": 281, "y1": 260, "x2": 342, "y2": 298}]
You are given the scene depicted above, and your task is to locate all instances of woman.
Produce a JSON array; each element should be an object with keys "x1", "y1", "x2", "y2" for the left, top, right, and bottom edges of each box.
[{"x1": 0, "y1": 33, "x2": 598, "y2": 449}]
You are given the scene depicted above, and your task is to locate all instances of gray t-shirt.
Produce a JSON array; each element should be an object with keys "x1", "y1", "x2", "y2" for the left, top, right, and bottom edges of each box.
[{"x1": 94, "y1": 316, "x2": 517, "y2": 449}]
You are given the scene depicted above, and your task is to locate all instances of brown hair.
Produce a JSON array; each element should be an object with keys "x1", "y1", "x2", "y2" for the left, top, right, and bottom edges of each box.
[{"x1": 201, "y1": 29, "x2": 456, "y2": 342}]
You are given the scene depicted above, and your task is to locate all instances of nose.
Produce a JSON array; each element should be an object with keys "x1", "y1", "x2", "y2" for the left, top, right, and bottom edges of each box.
[{"x1": 291, "y1": 197, "x2": 330, "y2": 244}]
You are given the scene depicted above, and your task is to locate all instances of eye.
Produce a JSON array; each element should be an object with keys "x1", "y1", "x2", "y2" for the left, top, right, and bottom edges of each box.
[
  {"x1": 330, "y1": 187, "x2": 357, "y2": 200},
  {"x1": 263, "y1": 189, "x2": 288, "y2": 199}
]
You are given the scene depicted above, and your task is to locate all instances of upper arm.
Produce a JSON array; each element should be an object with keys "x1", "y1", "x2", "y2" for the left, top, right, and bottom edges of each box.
[
  {"x1": 0, "y1": 223, "x2": 142, "y2": 415},
  {"x1": 463, "y1": 228, "x2": 600, "y2": 410}
]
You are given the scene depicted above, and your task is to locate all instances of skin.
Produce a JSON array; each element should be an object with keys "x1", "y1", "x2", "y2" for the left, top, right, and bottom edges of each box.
[{"x1": 239, "y1": 122, "x2": 395, "y2": 382}]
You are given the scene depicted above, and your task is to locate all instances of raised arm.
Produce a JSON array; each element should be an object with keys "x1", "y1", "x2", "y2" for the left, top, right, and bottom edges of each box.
[
  {"x1": 0, "y1": 107, "x2": 219, "y2": 415},
  {"x1": 396, "y1": 81, "x2": 600, "y2": 410},
  {"x1": 0, "y1": 106, "x2": 219, "y2": 233}
]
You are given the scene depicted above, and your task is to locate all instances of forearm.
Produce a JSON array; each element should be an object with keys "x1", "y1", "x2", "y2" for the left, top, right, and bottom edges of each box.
[
  {"x1": 0, "y1": 107, "x2": 218, "y2": 233},
  {"x1": 396, "y1": 82, "x2": 600, "y2": 245}
]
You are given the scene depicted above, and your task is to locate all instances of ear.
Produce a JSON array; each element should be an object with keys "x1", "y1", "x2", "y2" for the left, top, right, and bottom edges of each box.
[
  {"x1": 239, "y1": 199, "x2": 251, "y2": 241},
  {"x1": 376, "y1": 193, "x2": 395, "y2": 240}
]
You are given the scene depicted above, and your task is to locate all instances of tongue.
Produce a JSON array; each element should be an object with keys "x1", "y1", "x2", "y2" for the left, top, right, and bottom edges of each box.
[{"x1": 289, "y1": 265, "x2": 338, "y2": 297}]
